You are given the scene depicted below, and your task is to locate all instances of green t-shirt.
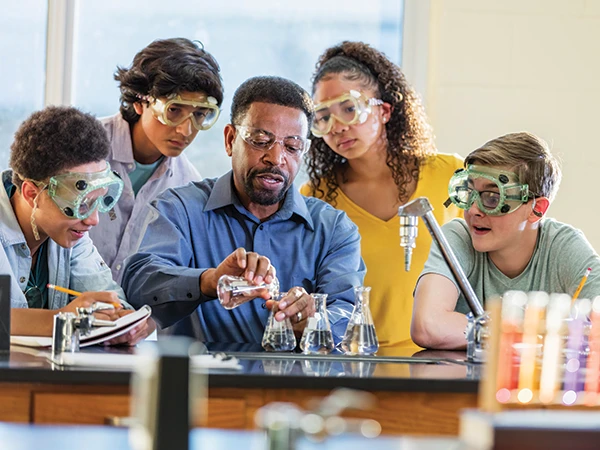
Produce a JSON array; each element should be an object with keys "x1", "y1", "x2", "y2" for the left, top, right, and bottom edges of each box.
[{"x1": 420, "y1": 218, "x2": 600, "y2": 314}]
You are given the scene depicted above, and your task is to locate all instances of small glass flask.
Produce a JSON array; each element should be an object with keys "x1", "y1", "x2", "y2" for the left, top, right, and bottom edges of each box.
[
  {"x1": 340, "y1": 286, "x2": 379, "y2": 355},
  {"x1": 217, "y1": 274, "x2": 279, "y2": 310},
  {"x1": 299, "y1": 293, "x2": 335, "y2": 355},
  {"x1": 261, "y1": 296, "x2": 297, "y2": 352}
]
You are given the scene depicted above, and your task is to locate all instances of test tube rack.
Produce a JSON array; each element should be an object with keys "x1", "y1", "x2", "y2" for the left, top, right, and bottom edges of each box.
[{"x1": 479, "y1": 291, "x2": 600, "y2": 412}]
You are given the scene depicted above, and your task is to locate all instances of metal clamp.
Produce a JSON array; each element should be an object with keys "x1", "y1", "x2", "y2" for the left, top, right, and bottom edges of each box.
[{"x1": 51, "y1": 303, "x2": 116, "y2": 364}]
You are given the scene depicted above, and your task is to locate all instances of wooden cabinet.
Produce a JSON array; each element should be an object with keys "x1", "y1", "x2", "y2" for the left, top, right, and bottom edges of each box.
[{"x1": 0, "y1": 382, "x2": 477, "y2": 435}]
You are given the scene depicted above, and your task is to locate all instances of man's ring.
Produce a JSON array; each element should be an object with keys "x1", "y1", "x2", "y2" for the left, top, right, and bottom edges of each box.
[{"x1": 296, "y1": 311, "x2": 302, "y2": 322}]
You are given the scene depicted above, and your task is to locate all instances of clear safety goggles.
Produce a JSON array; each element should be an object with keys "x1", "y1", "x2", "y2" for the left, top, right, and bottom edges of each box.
[
  {"x1": 236, "y1": 125, "x2": 310, "y2": 158},
  {"x1": 148, "y1": 94, "x2": 220, "y2": 131},
  {"x1": 311, "y1": 90, "x2": 384, "y2": 137},
  {"x1": 446, "y1": 165, "x2": 531, "y2": 216},
  {"x1": 47, "y1": 163, "x2": 124, "y2": 220}
]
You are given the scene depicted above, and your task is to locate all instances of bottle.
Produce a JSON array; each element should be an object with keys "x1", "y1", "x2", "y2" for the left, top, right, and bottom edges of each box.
[
  {"x1": 217, "y1": 275, "x2": 279, "y2": 310},
  {"x1": 340, "y1": 286, "x2": 379, "y2": 355},
  {"x1": 261, "y1": 296, "x2": 296, "y2": 352},
  {"x1": 299, "y1": 293, "x2": 335, "y2": 355}
]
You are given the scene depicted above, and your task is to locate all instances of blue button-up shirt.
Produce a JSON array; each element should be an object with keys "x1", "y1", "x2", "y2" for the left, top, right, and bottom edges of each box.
[
  {"x1": 122, "y1": 172, "x2": 365, "y2": 343},
  {"x1": 0, "y1": 171, "x2": 126, "y2": 308},
  {"x1": 89, "y1": 113, "x2": 201, "y2": 284}
]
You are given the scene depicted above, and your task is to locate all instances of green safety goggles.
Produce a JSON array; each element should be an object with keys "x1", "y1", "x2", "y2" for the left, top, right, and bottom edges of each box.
[
  {"x1": 446, "y1": 165, "x2": 531, "y2": 216},
  {"x1": 47, "y1": 163, "x2": 124, "y2": 220}
]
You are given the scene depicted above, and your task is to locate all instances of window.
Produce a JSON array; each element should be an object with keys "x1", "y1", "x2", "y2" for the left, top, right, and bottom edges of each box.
[
  {"x1": 1, "y1": 0, "x2": 404, "y2": 182},
  {"x1": 0, "y1": 1, "x2": 47, "y2": 170}
]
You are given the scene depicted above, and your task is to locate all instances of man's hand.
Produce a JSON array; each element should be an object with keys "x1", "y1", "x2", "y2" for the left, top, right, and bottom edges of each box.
[
  {"x1": 266, "y1": 287, "x2": 316, "y2": 337},
  {"x1": 103, "y1": 311, "x2": 157, "y2": 346},
  {"x1": 200, "y1": 247, "x2": 277, "y2": 298}
]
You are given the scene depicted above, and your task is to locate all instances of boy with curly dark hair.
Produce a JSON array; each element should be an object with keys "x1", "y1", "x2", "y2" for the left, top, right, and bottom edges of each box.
[
  {"x1": 2, "y1": 106, "x2": 154, "y2": 342},
  {"x1": 90, "y1": 38, "x2": 224, "y2": 283}
]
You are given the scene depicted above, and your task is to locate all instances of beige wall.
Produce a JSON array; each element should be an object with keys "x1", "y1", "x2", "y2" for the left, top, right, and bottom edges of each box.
[{"x1": 422, "y1": 0, "x2": 600, "y2": 249}]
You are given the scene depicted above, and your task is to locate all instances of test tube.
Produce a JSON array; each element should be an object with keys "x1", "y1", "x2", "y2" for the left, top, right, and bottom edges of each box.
[
  {"x1": 495, "y1": 291, "x2": 527, "y2": 404},
  {"x1": 584, "y1": 296, "x2": 600, "y2": 406},
  {"x1": 517, "y1": 292, "x2": 548, "y2": 404},
  {"x1": 562, "y1": 299, "x2": 591, "y2": 405},
  {"x1": 539, "y1": 294, "x2": 570, "y2": 404}
]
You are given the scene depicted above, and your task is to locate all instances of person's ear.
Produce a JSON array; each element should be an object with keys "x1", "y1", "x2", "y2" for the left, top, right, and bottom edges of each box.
[
  {"x1": 20, "y1": 180, "x2": 42, "y2": 209},
  {"x1": 133, "y1": 102, "x2": 144, "y2": 116},
  {"x1": 380, "y1": 102, "x2": 393, "y2": 124},
  {"x1": 529, "y1": 197, "x2": 550, "y2": 222},
  {"x1": 224, "y1": 124, "x2": 236, "y2": 157}
]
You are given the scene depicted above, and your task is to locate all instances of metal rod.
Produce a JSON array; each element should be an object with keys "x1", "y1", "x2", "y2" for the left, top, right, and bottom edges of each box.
[
  {"x1": 398, "y1": 197, "x2": 485, "y2": 318},
  {"x1": 421, "y1": 210, "x2": 485, "y2": 317}
]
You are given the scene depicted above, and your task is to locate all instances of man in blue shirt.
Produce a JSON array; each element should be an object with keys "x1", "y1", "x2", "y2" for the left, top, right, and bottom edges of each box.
[{"x1": 122, "y1": 76, "x2": 365, "y2": 343}]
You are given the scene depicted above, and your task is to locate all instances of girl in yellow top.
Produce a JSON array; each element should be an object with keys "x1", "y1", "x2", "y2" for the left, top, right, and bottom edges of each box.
[{"x1": 300, "y1": 41, "x2": 463, "y2": 347}]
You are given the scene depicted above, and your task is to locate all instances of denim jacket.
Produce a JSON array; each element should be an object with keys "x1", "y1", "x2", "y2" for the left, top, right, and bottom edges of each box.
[{"x1": 0, "y1": 170, "x2": 127, "y2": 308}]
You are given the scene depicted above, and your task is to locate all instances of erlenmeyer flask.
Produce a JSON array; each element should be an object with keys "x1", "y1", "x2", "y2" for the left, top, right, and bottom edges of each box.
[
  {"x1": 299, "y1": 293, "x2": 335, "y2": 354},
  {"x1": 340, "y1": 286, "x2": 379, "y2": 355},
  {"x1": 217, "y1": 275, "x2": 279, "y2": 310},
  {"x1": 261, "y1": 297, "x2": 296, "y2": 352}
]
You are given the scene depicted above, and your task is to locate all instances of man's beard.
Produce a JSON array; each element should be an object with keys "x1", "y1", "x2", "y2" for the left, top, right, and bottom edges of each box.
[{"x1": 244, "y1": 167, "x2": 290, "y2": 206}]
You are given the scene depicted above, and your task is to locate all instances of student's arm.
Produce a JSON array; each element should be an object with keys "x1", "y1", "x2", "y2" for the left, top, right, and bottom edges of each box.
[
  {"x1": 11, "y1": 291, "x2": 123, "y2": 336},
  {"x1": 411, "y1": 273, "x2": 468, "y2": 349},
  {"x1": 410, "y1": 219, "x2": 476, "y2": 350}
]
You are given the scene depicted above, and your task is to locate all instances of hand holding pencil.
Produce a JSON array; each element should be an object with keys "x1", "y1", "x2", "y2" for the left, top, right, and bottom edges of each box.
[
  {"x1": 47, "y1": 284, "x2": 122, "y2": 309},
  {"x1": 48, "y1": 284, "x2": 123, "y2": 321}
]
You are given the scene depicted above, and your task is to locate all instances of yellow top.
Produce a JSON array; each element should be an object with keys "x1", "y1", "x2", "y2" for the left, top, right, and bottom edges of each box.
[{"x1": 300, "y1": 153, "x2": 464, "y2": 347}]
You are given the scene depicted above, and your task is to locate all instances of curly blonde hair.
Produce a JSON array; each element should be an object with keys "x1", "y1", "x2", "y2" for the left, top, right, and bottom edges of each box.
[{"x1": 304, "y1": 41, "x2": 436, "y2": 204}]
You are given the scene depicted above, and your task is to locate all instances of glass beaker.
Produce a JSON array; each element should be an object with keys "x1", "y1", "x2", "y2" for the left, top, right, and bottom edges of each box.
[
  {"x1": 261, "y1": 297, "x2": 297, "y2": 352},
  {"x1": 299, "y1": 293, "x2": 335, "y2": 355},
  {"x1": 340, "y1": 286, "x2": 379, "y2": 355},
  {"x1": 217, "y1": 274, "x2": 279, "y2": 310}
]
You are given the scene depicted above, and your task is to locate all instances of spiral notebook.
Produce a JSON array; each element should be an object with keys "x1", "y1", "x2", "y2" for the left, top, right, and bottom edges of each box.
[{"x1": 10, "y1": 305, "x2": 152, "y2": 348}]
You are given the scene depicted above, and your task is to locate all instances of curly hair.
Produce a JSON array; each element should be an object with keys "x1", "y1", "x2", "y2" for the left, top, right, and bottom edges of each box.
[
  {"x1": 115, "y1": 38, "x2": 224, "y2": 124},
  {"x1": 10, "y1": 106, "x2": 110, "y2": 188},
  {"x1": 231, "y1": 76, "x2": 314, "y2": 133},
  {"x1": 305, "y1": 41, "x2": 436, "y2": 205}
]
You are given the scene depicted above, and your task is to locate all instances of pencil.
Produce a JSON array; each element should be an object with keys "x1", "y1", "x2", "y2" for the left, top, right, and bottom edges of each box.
[
  {"x1": 571, "y1": 267, "x2": 592, "y2": 306},
  {"x1": 46, "y1": 284, "x2": 121, "y2": 308},
  {"x1": 47, "y1": 284, "x2": 82, "y2": 297}
]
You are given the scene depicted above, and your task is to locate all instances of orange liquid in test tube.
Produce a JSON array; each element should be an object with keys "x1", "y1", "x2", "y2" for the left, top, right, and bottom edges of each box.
[
  {"x1": 517, "y1": 292, "x2": 548, "y2": 403},
  {"x1": 496, "y1": 291, "x2": 526, "y2": 403}
]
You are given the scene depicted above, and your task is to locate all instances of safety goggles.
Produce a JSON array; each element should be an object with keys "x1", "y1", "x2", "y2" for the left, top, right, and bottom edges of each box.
[
  {"x1": 446, "y1": 165, "x2": 530, "y2": 216},
  {"x1": 47, "y1": 163, "x2": 124, "y2": 220},
  {"x1": 311, "y1": 90, "x2": 384, "y2": 137},
  {"x1": 148, "y1": 94, "x2": 220, "y2": 131},
  {"x1": 235, "y1": 125, "x2": 310, "y2": 158}
]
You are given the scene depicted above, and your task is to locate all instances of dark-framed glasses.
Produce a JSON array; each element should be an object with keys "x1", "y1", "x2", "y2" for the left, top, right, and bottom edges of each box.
[{"x1": 235, "y1": 125, "x2": 310, "y2": 158}]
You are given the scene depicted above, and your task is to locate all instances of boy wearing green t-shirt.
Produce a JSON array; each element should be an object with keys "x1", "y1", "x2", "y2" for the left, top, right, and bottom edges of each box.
[{"x1": 412, "y1": 132, "x2": 600, "y2": 349}]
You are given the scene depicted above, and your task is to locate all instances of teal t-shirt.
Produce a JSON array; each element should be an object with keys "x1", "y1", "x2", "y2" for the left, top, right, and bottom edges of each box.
[
  {"x1": 420, "y1": 218, "x2": 600, "y2": 314},
  {"x1": 129, "y1": 157, "x2": 164, "y2": 196}
]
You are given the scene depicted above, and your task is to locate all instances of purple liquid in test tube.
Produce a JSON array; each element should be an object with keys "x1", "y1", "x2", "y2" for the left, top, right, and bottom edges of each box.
[{"x1": 563, "y1": 316, "x2": 586, "y2": 404}]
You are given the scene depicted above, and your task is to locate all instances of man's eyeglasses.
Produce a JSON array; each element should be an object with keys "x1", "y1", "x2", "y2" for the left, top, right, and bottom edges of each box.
[{"x1": 235, "y1": 125, "x2": 310, "y2": 158}]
